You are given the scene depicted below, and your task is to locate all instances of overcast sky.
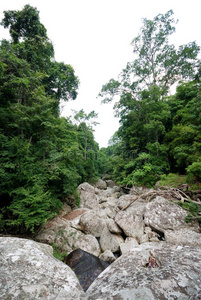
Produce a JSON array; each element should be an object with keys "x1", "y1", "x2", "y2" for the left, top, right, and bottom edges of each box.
[{"x1": 1, "y1": 0, "x2": 201, "y2": 147}]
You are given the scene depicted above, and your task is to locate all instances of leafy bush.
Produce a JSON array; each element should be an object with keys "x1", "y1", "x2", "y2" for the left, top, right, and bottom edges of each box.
[
  {"x1": 159, "y1": 173, "x2": 187, "y2": 188},
  {"x1": 186, "y1": 162, "x2": 201, "y2": 181},
  {"x1": 177, "y1": 201, "x2": 201, "y2": 224},
  {"x1": 121, "y1": 163, "x2": 161, "y2": 187}
]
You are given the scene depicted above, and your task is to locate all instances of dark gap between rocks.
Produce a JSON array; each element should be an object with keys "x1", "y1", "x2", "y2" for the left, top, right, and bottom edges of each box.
[{"x1": 150, "y1": 226, "x2": 165, "y2": 241}]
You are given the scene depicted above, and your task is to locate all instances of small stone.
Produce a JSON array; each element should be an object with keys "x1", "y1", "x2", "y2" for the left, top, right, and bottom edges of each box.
[
  {"x1": 99, "y1": 250, "x2": 116, "y2": 264},
  {"x1": 100, "y1": 226, "x2": 124, "y2": 253},
  {"x1": 107, "y1": 219, "x2": 122, "y2": 234}
]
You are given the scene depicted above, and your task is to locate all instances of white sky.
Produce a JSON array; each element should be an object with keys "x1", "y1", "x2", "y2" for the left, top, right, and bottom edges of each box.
[{"x1": 1, "y1": 0, "x2": 201, "y2": 147}]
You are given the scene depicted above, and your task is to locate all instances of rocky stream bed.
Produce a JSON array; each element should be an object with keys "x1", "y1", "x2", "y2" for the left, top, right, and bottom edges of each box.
[{"x1": 0, "y1": 179, "x2": 201, "y2": 299}]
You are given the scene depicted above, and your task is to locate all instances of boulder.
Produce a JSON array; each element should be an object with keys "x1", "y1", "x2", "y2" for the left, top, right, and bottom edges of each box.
[
  {"x1": 99, "y1": 250, "x2": 116, "y2": 264},
  {"x1": 189, "y1": 290, "x2": 201, "y2": 300},
  {"x1": 100, "y1": 226, "x2": 124, "y2": 253},
  {"x1": 65, "y1": 248, "x2": 109, "y2": 292},
  {"x1": 165, "y1": 228, "x2": 201, "y2": 247},
  {"x1": 117, "y1": 194, "x2": 138, "y2": 209},
  {"x1": 106, "y1": 218, "x2": 122, "y2": 234},
  {"x1": 98, "y1": 187, "x2": 115, "y2": 200},
  {"x1": 115, "y1": 207, "x2": 145, "y2": 241},
  {"x1": 34, "y1": 229, "x2": 57, "y2": 245},
  {"x1": 79, "y1": 210, "x2": 106, "y2": 237},
  {"x1": 95, "y1": 178, "x2": 107, "y2": 190},
  {"x1": 78, "y1": 182, "x2": 99, "y2": 210},
  {"x1": 74, "y1": 234, "x2": 101, "y2": 256},
  {"x1": 58, "y1": 203, "x2": 72, "y2": 218},
  {"x1": 38, "y1": 215, "x2": 70, "y2": 231},
  {"x1": 64, "y1": 208, "x2": 89, "y2": 221},
  {"x1": 35, "y1": 216, "x2": 71, "y2": 246},
  {"x1": 105, "y1": 180, "x2": 116, "y2": 188},
  {"x1": 54, "y1": 227, "x2": 83, "y2": 253},
  {"x1": 86, "y1": 243, "x2": 201, "y2": 299},
  {"x1": 140, "y1": 226, "x2": 161, "y2": 243},
  {"x1": 144, "y1": 196, "x2": 188, "y2": 232},
  {"x1": 120, "y1": 237, "x2": 139, "y2": 255},
  {"x1": 64, "y1": 208, "x2": 89, "y2": 231},
  {"x1": 0, "y1": 237, "x2": 85, "y2": 300},
  {"x1": 129, "y1": 186, "x2": 154, "y2": 195},
  {"x1": 99, "y1": 202, "x2": 119, "y2": 219},
  {"x1": 102, "y1": 174, "x2": 111, "y2": 180},
  {"x1": 112, "y1": 185, "x2": 121, "y2": 193}
]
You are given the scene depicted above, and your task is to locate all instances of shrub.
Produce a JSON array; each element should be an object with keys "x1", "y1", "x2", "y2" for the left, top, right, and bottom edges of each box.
[{"x1": 186, "y1": 162, "x2": 201, "y2": 181}]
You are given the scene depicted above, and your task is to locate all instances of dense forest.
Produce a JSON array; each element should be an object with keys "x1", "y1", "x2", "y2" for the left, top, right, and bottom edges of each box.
[
  {"x1": 0, "y1": 6, "x2": 201, "y2": 234},
  {"x1": 99, "y1": 10, "x2": 201, "y2": 188},
  {"x1": 0, "y1": 5, "x2": 102, "y2": 233}
]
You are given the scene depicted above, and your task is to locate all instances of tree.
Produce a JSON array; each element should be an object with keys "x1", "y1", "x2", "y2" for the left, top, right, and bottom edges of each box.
[
  {"x1": 165, "y1": 80, "x2": 201, "y2": 173},
  {"x1": 0, "y1": 5, "x2": 96, "y2": 233},
  {"x1": 1, "y1": 5, "x2": 47, "y2": 43},
  {"x1": 1, "y1": 5, "x2": 79, "y2": 114},
  {"x1": 72, "y1": 109, "x2": 100, "y2": 181},
  {"x1": 98, "y1": 10, "x2": 200, "y2": 186},
  {"x1": 100, "y1": 10, "x2": 200, "y2": 108}
]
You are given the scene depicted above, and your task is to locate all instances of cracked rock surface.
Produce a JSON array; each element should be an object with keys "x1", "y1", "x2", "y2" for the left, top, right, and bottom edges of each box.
[
  {"x1": 86, "y1": 243, "x2": 201, "y2": 300},
  {"x1": 0, "y1": 237, "x2": 85, "y2": 300}
]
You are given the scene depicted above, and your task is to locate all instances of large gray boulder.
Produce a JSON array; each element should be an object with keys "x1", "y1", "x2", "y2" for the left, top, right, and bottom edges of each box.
[
  {"x1": 36, "y1": 221, "x2": 83, "y2": 254},
  {"x1": 119, "y1": 237, "x2": 139, "y2": 255},
  {"x1": 117, "y1": 194, "x2": 138, "y2": 209},
  {"x1": 35, "y1": 216, "x2": 100, "y2": 256},
  {"x1": 79, "y1": 210, "x2": 107, "y2": 237},
  {"x1": 74, "y1": 234, "x2": 101, "y2": 256},
  {"x1": 64, "y1": 208, "x2": 89, "y2": 230},
  {"x1": 78, "y1": 182, "x2": 99, "y2": 210},
  {"x1": 105, "y1": 180, "x2": 116, "y2": 188},
  {"x1": 0, "y1": 237, "x2": 85, "y2": 300},
  {"x1": 99, "y1": 250, "x2": 116, "y2": 264},
  {"x1": 95, "y1": 178, "x2": 107, "y2": 190},
  {"x1": 165, "y1": 228, "x2": 201, "y2": 247},
  {"x1": 144, "y1": 196, "x2": 188, "y2": 232},
  {"x1": 34, "y1": 216, "x2": 71, "y2": 247},
  {"x1": 86, "y1": 242, "x2": 201, "y2": 299},
  {"x1": 100, "y1": 226, "x2": 124, "y2": 253},
  {"x1": 115, "y1": 199, "x2": 145, "y2": 241}
]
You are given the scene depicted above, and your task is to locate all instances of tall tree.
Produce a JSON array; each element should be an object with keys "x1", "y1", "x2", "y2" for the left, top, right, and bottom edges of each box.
[
  {"x1": 100, "y1": 10, "x2": 200, "y2": 108},
  {"x1": 0, "y1": 5, "x2": 95, "y2": 233},
  {"x1": 99, "y1": 10, "x2": 200, "y2": 186},
  {"x1": 1, "y1": 5, "x2": 79, "y2": 114}
]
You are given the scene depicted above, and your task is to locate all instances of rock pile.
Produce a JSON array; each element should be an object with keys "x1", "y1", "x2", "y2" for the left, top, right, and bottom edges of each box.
[
  {"x1": 35, "y1": 180, "x2": 201, "y2": 258},
  {"x1": 1, "y1": 178, "x2": 201, "y2": 299}
]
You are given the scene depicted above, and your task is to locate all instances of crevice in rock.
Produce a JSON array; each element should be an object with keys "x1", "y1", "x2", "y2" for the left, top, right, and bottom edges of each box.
[
  {"x1": 120, "y1": 230, "x2": 127, "y2": 241},
  {"x1": 113, "y1": 251, "x2": 121, "y2": 259},
  {"x1": 150, "y1": 226, "x2": 165, "y2": 241}
]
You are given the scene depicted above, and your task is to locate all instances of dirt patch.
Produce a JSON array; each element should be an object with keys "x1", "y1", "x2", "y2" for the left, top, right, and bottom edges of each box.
[{"x1": 64, "y1": 209, "x2": 88, "y2": 220}]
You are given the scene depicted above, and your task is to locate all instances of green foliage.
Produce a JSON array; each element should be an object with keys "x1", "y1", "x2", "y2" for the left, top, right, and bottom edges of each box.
[
  {"x1": 98, "y1": 10, "x2": 201, "y2": 187},
  {"x1": 186, "y1": 162, "x2": 201, "y2": 181},
  {"x1": 99, "y1": 10, "x2": 200, "y2": 106},
  {"x1": 158, "y1": 173, "x2": 187, "y2": 188},
  {"x1": 51, "y1": 243, "x2": 68, "y2": 262},
  {"x1": 0, "y1": 5, "x2": 100, "y2": 234},
  {"x1": 1, "y1": 5, "x2": 47, "y2": 43},
  {"x1": 178, "y1": 201, "x2": 201, "y2": 224}
]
